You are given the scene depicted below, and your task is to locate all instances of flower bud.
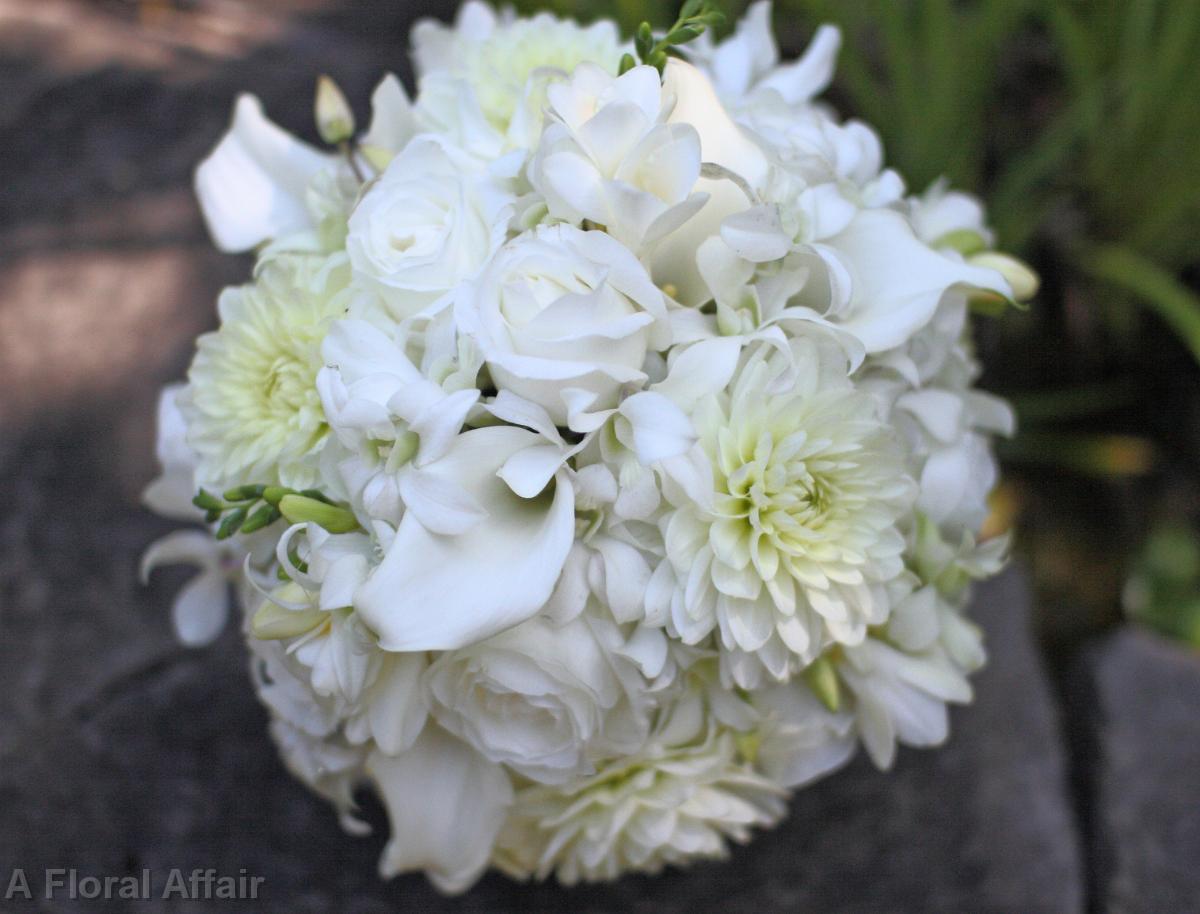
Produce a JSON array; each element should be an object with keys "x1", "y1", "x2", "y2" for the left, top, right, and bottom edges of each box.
[
  {"x1": 969, "y1": 251, "x2": 1040, "y2": 301},
  {"x1": 803, "y1": 655, "x2": 842, "y2": 712},
  {"x1": 278, "y1": 494, "x2": 359, "y2": 533},
  {"x1": 314, "y1": 74, "x2": 355, "y2": 145}
]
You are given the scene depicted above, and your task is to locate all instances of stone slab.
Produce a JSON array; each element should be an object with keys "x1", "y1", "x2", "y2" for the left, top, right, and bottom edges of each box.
[{"x1": 1073, "y1": 628, "x2": 1200, "y2": 914}]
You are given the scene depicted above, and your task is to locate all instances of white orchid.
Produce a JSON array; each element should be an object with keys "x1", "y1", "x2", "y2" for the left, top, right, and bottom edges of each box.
[{"x1": 140, "y1": 530, "x2": 238, "y2": 647}]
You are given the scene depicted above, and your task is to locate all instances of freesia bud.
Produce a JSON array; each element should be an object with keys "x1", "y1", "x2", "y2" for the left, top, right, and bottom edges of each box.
[
  {"x1": 969, "y1": 251, "x2": 1040, "y2": 301},
  {"x1": 315, "y1": 74, "x2": 355, "y2": 145},
  {"x1": 278, "y1": 494, "x2": 360, "y2": 533}
]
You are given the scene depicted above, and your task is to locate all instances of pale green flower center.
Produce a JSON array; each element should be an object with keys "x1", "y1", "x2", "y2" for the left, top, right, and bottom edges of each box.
[
  {"x1": 466, "y1": 23, "x2": 621, "y2": 129},
  {"x1": 700, "y1": 378, "x2": 908, "y2": 585}
]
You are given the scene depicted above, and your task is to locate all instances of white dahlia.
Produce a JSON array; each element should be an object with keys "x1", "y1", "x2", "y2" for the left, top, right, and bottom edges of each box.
[
  {"x1": 181, "y1": 254, "x2": 349, "y2": 488},
  {"x1": 412, "y1": 1, "x2": 625, "y2": 146},
  {"x1": 658, "y1": 334, "x2": 915, "y2": 686},
  {"x1": 493, "y1": 694, "x2": 786, "y2": 884}
]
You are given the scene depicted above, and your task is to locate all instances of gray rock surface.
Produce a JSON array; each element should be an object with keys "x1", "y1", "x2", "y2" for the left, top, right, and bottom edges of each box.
[
  {"x1": 1074, "y1": 629, "x2": 1200, "y2": 914},
  {"x1": 0, "y1": 438, "x2": 1086, "y2": 914}
]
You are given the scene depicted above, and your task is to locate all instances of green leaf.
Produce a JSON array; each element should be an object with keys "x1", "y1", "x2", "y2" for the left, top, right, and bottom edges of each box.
[{"x1": 1077, "y1": 244, "x2": 1200, "y2": 365}]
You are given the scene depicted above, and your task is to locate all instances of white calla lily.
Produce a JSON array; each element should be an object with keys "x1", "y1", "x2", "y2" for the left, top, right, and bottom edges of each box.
[
  {"x1": 354, "y1": 426, "x2": 575, "y2": 651},
  {"x1": 195, "y1": 95, "x2": 333, "y2": 252},
  {"x1": 368, "y1": 727, "x2": 513, "y2": 893},
  {"x1": 829, "y1": 209, "x2": 1011, "y2": 353}
]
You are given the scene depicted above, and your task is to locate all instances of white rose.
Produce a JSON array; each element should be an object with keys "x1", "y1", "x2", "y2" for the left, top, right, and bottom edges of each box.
[
  {"x1": 425, "y1": 611, "x2": 648, "y2": 785},
  {"x1": 456, "y1": 224, "x2": 669, "y2": 427},
  {"x1": 346, "y1": 135, "x2": 513, "y2": 318}
]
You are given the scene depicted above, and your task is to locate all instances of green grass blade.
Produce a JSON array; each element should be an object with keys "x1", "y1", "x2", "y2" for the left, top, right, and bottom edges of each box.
[{"x1": 1078, "y1": 244, "x2": 1200, "y2": 364}]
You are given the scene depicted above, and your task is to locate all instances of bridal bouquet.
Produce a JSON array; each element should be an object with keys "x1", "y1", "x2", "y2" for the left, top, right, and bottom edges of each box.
[{"x1": 143, "y1": 0, "x2": 1034, "y2": 893}]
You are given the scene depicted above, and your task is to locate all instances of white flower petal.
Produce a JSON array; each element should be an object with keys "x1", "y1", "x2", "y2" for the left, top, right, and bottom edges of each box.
[
  {"x1": 171, "y1": 570, "x2": 229, "y2": 647},
  {"x1": 355, "y1": 427, "x2": 575, "y2": 650},
  {"x1": 830, "y1": 209, "x2": 1010, "y2": 353},
  {"x1": 368, "y1": 727, "x2": 512, "y2": 894},
  {"x1": 140, "y1": 529, "x2": 220, "y2": 582},
  {"x1": 592, "y1": 537, "x2": 653, "y2": 623},
  {"x1": 757, "y1": 23, "x2": 841, "y2": 104},
  {"x1": 362, "y1": 73, "x2": 415, "y2": 152},
  {"x1": 721, "y1": 205, "x2": 792, "y2": 263},
  {"x1": 498, "y1": 443, "x2": 570, "y2": 499},
  {"x1": 654, "y1": 337, "x2": 744, "y2": 411},
  {"x1": 619, "y1": 391, "x2": 697, "y2": 465},
  {"x1": 366, "y1": 653, "x2": 429, "y2": 755},
  {"x1": 194, "y1": 95, "x2": 331, "y2": 252},
  {"x1": 398, "y1": 469, "x2": 490, "y2": 536}
]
